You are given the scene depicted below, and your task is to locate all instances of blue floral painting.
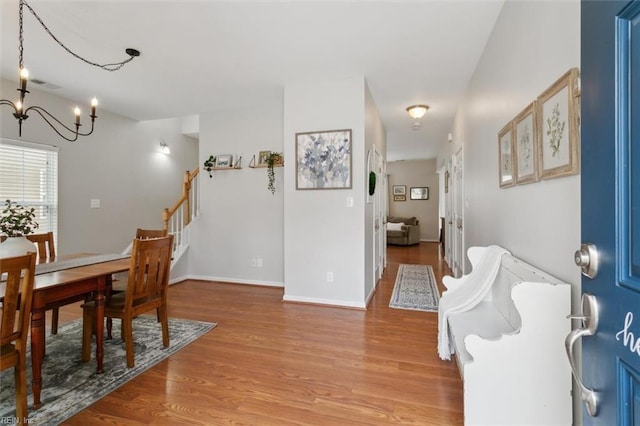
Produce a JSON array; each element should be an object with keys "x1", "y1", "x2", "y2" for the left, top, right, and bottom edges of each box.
[{"x1": 295, "y1": 129, "x2": 352, "y2": 189}]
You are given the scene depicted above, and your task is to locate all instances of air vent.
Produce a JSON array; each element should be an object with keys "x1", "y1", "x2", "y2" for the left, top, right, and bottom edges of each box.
[{"x1": 30, "y1": 79, "x2": 61, "y2": 90}]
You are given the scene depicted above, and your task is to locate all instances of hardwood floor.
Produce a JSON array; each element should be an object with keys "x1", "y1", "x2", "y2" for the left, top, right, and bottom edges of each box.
[{"x1": 59, "y1": 242, "x2": 462, "y2": 425}]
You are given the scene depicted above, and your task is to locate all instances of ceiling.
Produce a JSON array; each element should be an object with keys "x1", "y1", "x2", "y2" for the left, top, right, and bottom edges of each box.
[{"x1": 1, "y1": 1, "x2": 504, "y2": 161}]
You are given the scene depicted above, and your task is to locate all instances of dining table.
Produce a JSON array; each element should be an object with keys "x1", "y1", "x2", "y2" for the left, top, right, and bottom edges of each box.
[{"x1": 0, "y1": 253, "x2": 131, "y2": 409}]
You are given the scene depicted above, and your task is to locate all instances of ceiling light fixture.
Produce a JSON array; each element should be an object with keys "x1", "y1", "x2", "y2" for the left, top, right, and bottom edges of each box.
[
  {"x1": 0, "y1": 0, "x2": 140, "y2": 142},
  {"x1": 406, "y1": 104, "x2": 430, "y2": 120}
]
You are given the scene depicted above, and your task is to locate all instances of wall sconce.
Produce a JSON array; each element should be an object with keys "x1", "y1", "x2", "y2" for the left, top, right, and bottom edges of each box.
[{"x1": 160, "y1": 141, "x2": 170, "y2": 154}]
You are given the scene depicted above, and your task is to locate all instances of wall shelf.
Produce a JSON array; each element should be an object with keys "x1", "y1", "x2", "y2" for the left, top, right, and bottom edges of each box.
[{"x1": 248, "y1": 154, "x2": 284, "y2": 168}]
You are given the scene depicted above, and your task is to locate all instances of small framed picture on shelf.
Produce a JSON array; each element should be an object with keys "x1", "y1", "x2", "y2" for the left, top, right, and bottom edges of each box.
[
  {"x1": 392, "y1": 185, "x2": 406, "y2": 195},
  {"x1": 216, "y1": 154, "x2": 233, "y2": 168},
  {"x1": 258, "y1": 151, "x2": 271, "y2": 165},
  {"x1": 394, "y1": 195, "x2": 406, "y2": 202}
]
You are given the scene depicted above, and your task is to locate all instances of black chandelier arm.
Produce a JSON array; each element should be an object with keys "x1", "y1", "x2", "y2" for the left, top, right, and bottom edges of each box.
[
  {"x1": 24, "y1": 106, "x2": 82, "y2": 142},
  {"x1": 22, "y1": 0, "x2": 139, "y2": 72}
]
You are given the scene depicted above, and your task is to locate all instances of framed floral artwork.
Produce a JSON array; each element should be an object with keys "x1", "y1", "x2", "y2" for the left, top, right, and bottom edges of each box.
[
  {"x1": 295, "y1": 129, "x2": 352, "y2": 190},
  {"x1": 498, "y1": 122, "x2": 515, "y2": 188},
  {"x1": 513, "y1": 101, "x2": 539, "y2": 184},
  {"x1": 537, "y1": 68, "x2": 580, "y2": 179},
  {"x1": 410, "y1": 187, "x2": 429, "y2": 200}
]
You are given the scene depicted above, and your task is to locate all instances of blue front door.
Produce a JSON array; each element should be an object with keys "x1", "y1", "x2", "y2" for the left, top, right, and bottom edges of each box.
[{"x1": 581, "y1": 1, "x2": 640, "y2": 424}]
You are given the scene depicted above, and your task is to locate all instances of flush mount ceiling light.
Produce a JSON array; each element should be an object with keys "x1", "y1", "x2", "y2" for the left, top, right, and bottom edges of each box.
[
  {"x1": 406, "y1": 104, "x2": 430, "y2": 120},
  {"x1": 0, "y1": 0, "x2": 140, "y2": 142}
]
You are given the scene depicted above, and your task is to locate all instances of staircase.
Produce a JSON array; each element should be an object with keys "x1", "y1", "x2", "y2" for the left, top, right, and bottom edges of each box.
[{"x1": 163, "y1": 167, "x2": 200, "y2": 267}]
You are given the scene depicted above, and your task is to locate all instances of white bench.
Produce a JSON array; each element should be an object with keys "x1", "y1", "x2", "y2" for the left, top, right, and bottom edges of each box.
[{"x1": 441, "y1": 247, "x2": 573, "y2": 426}]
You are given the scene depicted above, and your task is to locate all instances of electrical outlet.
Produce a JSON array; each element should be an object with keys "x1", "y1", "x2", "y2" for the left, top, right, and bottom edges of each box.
[
  {"x1": 257, "y1": 258, "x2": 263, "y2": 268},
  {"x1": 327, "y1": 272, "x2": 334, "y2": 282},
  {"x1": 251, "y1": 258, "x2": 257, "y2": 267}
]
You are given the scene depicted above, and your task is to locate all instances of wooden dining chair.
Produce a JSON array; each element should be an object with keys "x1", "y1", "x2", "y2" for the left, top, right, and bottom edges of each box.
[
  {"x1": 0, "y1": 252, "x2": 37, "y2": 424},
  {"x1": 82, "y1": 235, "x2": 174, "y2": 368},
  {"x1": 24, "y1": 232, "x2": 63, "y2": 334}
]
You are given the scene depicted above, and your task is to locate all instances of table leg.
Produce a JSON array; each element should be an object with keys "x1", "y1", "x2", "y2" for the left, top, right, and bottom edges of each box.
[
  {"x1": 94, "y1": 284, "x2": 105, "y2": 374},
  {"x1": 30, "y1": 308, "x2": 45, "y2": 409}
]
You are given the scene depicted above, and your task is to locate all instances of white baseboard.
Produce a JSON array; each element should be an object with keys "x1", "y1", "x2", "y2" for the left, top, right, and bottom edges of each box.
[
  {"x1": 282, "y1": 294, "x2": 366, "y2": 309},
  {"x1": 172, "y1": 274, "x2": 284, "y2": 288}
]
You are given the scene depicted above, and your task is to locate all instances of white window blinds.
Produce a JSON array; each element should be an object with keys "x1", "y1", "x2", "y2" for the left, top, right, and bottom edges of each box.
[{"x1": 0, "y1": 139, "x2": 59, "y2": 244}]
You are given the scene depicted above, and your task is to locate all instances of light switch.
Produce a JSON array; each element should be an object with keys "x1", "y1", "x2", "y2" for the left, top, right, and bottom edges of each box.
[
  {"x1": 346, "y1": 196, "x2": 354, "y2": 208},
  {"x1": 90, "y1": 199, "x2": 100, "y2": 209}
]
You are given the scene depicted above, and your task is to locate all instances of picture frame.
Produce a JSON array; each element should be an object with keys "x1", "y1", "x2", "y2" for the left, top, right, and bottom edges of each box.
[
  {"x1": 392, "y1": 185, "x2": 406, "y2": 196},
  {"x1": 537, "y1": 68, "x2": 580, "y2": 179},
  {"x1": 216, "y1": 154, "x2": 233, "y2": 168},
  {"x1": 258, "y1": 150, "x2": 271, "y2": 166},
  {"x1": 410, "y1": 187, "x2": 429, "y2": 200},
  {"x1": 295, "y1": 129, "x2": 352, "y2": 190},
  {"x1": 513, "y1": 101, "x2": 539, "y2": 185},
  {"x1": 498, "y1": 122, "x2": 515, "y2": 188},
  {"x1": 394, "y1": 195, "x2": 406, "y2": 202}
]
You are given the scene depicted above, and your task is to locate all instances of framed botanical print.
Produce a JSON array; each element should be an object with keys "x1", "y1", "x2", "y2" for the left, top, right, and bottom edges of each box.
[
  {"x1": 498, "y1": 122, "x2": 515, "y2": 188},
  {"x1": 537, "y1": 68, "x2": 580, "y2": 179},
  {"x1": 392, "y1": 185, "x2": 406, "y2": 195},
  {"x1": 513, "y1": 101, "x2": 539, "y2": 184}
]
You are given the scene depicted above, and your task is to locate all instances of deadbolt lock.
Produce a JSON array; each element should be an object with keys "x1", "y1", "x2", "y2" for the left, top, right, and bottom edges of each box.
[{"x1": 574, "y1": 243, "x2": 599, "y2": 279}]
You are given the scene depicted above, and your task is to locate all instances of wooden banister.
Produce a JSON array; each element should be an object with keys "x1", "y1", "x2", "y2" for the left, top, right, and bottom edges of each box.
[{"x1": 163, "y1": 167, "x2": 199, "y2": 232}]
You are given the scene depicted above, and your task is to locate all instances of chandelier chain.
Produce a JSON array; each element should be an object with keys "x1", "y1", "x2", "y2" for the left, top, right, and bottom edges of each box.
[
  {"x1": 18, "y1": 0, "x2": 24, "y2": 69},
  {"x1": 20, "y1": 0, "x2": 135, "y2": 72}
]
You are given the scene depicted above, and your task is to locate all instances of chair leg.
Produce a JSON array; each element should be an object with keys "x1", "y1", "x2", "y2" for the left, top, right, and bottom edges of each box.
[
  {"x1": 51, "y1": 307, "x2": 59, "y2": 334},
  {"x1": 159, "y1": 305, "x2": 170, "y2": 348},
  {"x1": 106, "y1": 317, "x2": 113, "y2": 340},
  {"x1": 123, "y1": 318, "x2": 135, "y2": 368},
  {"x1": 15, "y1": 360, "x2": 28, "y2": 425},
  {"x1": 81, "y1": 307, "x2": 94, "y2": 363}
]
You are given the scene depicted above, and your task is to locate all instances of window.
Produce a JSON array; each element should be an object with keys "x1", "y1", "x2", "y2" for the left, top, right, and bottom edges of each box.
[{"x1": 0, "y1": 138, "x2": 59, "y2": 246}]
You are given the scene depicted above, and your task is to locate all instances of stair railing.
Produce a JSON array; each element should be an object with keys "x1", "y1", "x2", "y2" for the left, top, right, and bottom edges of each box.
[{"x1": 163, "y1": 167, "x2": 200, "y2": 258}]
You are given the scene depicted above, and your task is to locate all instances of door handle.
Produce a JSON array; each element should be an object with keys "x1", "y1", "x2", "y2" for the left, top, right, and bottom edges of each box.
[{"x1": 565, "y1": 293, "x2": 599, "y2": 417}]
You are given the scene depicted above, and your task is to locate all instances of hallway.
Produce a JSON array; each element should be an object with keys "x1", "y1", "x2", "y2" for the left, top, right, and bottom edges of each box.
[{"x1": 61, "y1": 242, "x2": 463, "y2": 425}]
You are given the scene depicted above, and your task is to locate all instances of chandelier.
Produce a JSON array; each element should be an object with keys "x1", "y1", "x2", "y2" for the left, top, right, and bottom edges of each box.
[{"x1": 0, "y1": 0, "x2": 140, "y2": 141}]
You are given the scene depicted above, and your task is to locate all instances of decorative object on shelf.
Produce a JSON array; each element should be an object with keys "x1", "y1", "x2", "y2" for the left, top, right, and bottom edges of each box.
[
  {"x1": 258, "y1": 151, "x2": 271, "y2": 166},
  {"x1": 410, "y1": 187, "x2": 429, "y2": 200},
  {"x1": 203, "y1": 155, "x2": 216, "y2": 178},
  {"x1": 0, "y1": 0, "x2": 140, "y2": 142},
  {"x1": 265, "y1": 152, "x2": 283, "y2": 194},
  {"x1": 0, "y1": 199, "x2": 38, "y2": 258},
  {"x1": 537, "y1": 68, "x2": 580, "y2": 179},
  {"x1": 406, "y1": 104, "x2": 429, "y2": 130},
  {"x1": 296, "y1": 129, "x2": 352, "y2": 190},
  {"x1": 216, "y1": 154, "x2": 233, "y2": 168},
  {"x1": 368, "y1": 172, "x2": 376, "y2": 196},
  {"x1": 498, "y1": 122, "x2": 515, "y2": 188}
]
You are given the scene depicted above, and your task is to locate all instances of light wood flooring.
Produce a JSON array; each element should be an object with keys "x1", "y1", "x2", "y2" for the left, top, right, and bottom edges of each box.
[{"x1": 55, "y1": 242, "x2": 463, "y2": 425}]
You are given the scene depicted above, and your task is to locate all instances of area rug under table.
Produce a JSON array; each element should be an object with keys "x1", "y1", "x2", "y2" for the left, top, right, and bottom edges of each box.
[
  {"x1": 0, "y1": 316, "x2": 216, "y2": 425},
  {"x1": 389, "y1": 264, "x2": 440, "y2": 312}
]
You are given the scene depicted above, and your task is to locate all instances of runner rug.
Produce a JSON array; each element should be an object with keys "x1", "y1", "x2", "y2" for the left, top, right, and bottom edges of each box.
[
  {"x1": 0, "y1": 316, "x2": 216, "y2": 425},
  {"x1": 389, "y1": 264, "x2": 440, "y2": 312}
]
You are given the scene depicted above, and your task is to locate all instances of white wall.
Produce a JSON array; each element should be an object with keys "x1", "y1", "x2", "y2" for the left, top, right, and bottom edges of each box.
[
  {"x1": 387, "y1": 159, "x2": 439, "y2": 241},
  {"x1": 0, "y1": 78, "x2": 198, "y2": 255},
  {"x1": 438, "y1": 0, "x2": 581, "y2": 288},
  {"x1": 188, "y1": 103, "x2": 285, "y2": 286},
  {"x1": 436, "y1": 2, "x2": 581, "y2": 422},
  {"x1": 283, "y1": 76, "x2": 369, "y2": 308}
]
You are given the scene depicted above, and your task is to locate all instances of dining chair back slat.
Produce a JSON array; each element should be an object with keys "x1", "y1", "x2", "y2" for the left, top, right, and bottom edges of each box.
[
  {"x1": 0, "y1": 252, "x2": 37, "y2": 424},
  {"x1": 26, "y1": 232, "x2": 56, "y2": 261}
]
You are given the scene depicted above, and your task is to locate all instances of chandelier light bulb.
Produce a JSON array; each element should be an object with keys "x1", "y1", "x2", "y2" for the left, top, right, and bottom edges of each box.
[
  {"x1": 15, "y1": 101, "x2": 22, "y2": 112},
  {"x1": 19, "y1": 68, "x2": 29, "y2": 80}
]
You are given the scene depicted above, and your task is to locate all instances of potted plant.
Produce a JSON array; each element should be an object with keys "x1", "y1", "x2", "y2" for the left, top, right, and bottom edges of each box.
[
  {"x1": 0, "y1": 199, "x2": 39, "y2": 258},
  {"x1": 203, "y1": 155, "x2": 216, "y2": 178},
  {"x1": 266, "y1": 152, "x2": 283, "y2": 194}
]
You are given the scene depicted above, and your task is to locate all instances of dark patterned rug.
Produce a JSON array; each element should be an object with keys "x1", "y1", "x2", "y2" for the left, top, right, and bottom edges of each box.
[
  {"x1": 389, "y1": 264, "x2": 440, "y2": 312},
  {"x1": 0, "y1": 316, "x2": 216, "y2": 425}
]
